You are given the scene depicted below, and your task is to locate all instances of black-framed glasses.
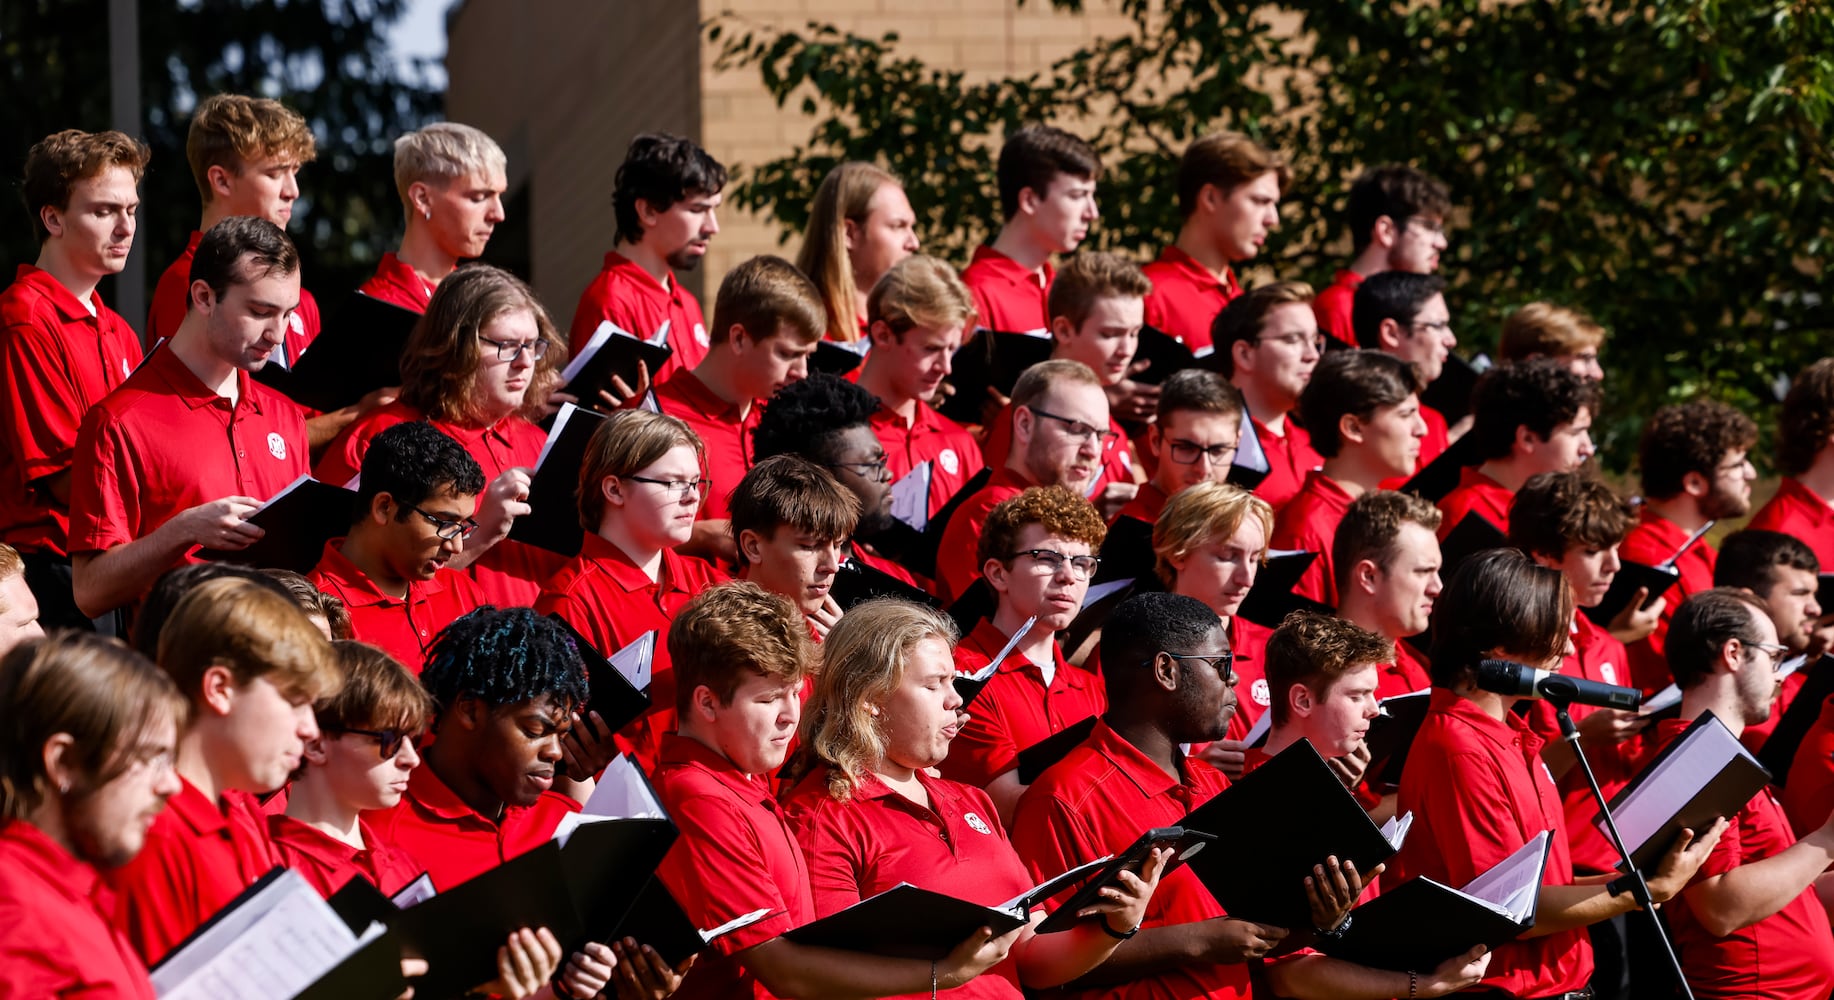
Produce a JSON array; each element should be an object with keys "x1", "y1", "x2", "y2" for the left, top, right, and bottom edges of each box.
[
  {"x1": 1165, "y1": 438, "x2": 1238, "y2": 465},
  {"x1": 1408, "y1": 319, "x2": 1453, "y2": 336},
  {"x1": 1027, "y1": 407, "x2": 1118, "y2": 445},
  {"x1": 1158, "y1": 650, "x2": 1237, "y2": 686},
  {"x1": 626, "y1": 475, "x2": 712, "y2": 501},
  {"x1": 1009, "y1": 548, "x2": 1101, "y2": 580},
  {"x1": 404, "y1": 503, "x2": 479, "y2": 541},
  {"x1": 329, "y1": 727, "x2": 411, "y2": 760},
  {"x1": 1746, "y1": 640, "x2": 1791, "y2": 669},
  {"x1": 477, "y1": 334, "x2": 550, "y2": 362},
  {"x1": 824, "y1": 456, "x2": 891, "y2": 481}
]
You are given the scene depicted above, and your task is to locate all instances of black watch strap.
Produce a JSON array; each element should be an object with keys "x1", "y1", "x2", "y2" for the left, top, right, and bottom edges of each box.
[{"x1": 1100, "y1": 916, "x2": 1140, "y2": 940}]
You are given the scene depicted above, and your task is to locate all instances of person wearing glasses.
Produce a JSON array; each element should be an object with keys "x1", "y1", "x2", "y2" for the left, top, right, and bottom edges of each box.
[
  {"x1": 1209, "y1": 281, "x2": 1324, "y2": 512},
  {"x1": 359, "y1": 123, "x2": 507, "y2": 314},
  {"x1": 1647, "y1": 588, "x2": 1834, "y2": 1000},
  {"x1": 317, "y1": 264, "x2": 567, "y2": 607},
  {"x1": 307, "y1": 421, "x2": 488, "y2": 673},
  {"x1": 1313, "y1": 165, "x2": 1451, "y2": 349},
  {"x1": 1349, "y1": 270, "x2": 1459, "y2": 481},
  {"x1": 1116, "y1": 369, "x2": 1242, "y2": 526},
  {"x1": 66, "y1": 218, "x2": 311, "y2": 620},
  {"x1": 935, "y1": 359, "x2": 1113, "y2": 603},
  {"x1": 729, "y1": 455, "x2": 859, "y2": 640},
  {"x1": 939, "y1": 486, "x2": 1107, "y2": 822},
  {"x1": 535, "y1": 408, "x2": 725, "y2": 774},
  {"x1": 1273, "y1": 350, "x2": 1428, "y2": 606},
  {"x1": 1436, "y1": 360, "x2": 1599, "y2": 542}
]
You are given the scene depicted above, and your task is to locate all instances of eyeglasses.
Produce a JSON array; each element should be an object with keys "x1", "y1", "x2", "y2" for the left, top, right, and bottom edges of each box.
[
  {"x1": 1254, "y1": 331, "x2": 1326, "y2": 353},
  {"x1": 330, "y1": 727, "x2": 411, "y2": 760},
  {"x1": 1027, "y1": 407, "x2": 1118, "y2": 445},
  {"x1": 1166, "y1": 438, "x2": 1238, "y2": 465},
  {"x1": 404, "y1": 503, "x2": 479, "y2": 541},
  {"x1": 625, "y1": 475, "x2": 712, "y2": 501},
  {"x1": 824, "y1": 456, "x2": 891, "y2": 481},
  {"x1": 1009, "y1": 548, "x2": 1101, "y2": 580},
  {"x1": 1403, "y1": 216, "x2": 1446, "y2": 236},
  {"x1": 1158, "y1": 650, "x2": 1237, "y2": 686},
  {"x1": 1746, "y1": 641, "x2": 1791, "y2": 668},
  {"x1": 1408, "y1": 320, "x2": 1453, "y2": 336},
  {"x1": 477, "y1": 334, "x2": 549, "y2": 362}
]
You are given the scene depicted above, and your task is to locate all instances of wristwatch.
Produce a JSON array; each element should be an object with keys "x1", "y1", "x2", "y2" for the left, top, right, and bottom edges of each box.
[
  {"x1": 1314, "y1": 913, "x2": 1353, "y2": 940},
  {"x1": 1100, "y1": 916, "x2": 1140, "y2": 940}
]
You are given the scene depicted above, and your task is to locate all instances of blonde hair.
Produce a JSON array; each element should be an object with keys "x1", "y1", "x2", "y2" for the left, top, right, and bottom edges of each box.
[
  {"x1": 577, "y1": 409, "x2": 705, "y2": 530},
  {"x1": 400, "y1": 264, "x2": 562, "y2": 425},
  {"x1": 799, "y1": 162, "x2": 900, "y2": 342},
  {"x1": 156, "y1": 578, "x2": 341, "y2": 705},
  {"x1": 1498, "y1": 302, "x2": 1605, "y2": 360},
  {"x1": 1153, "y1": 482, "x2": 1273, "y2": 588},
  {"x1": 710, "y1": 255, "x2": 826, "y2": 347},
  {"x1": 0, "y1": 543, "x2": 20, "y2": 586},
  {"x1": 867, "y1": 254, "x2": 975, "y2": 336},
  {"x1": 186, "y1": 94, "x2": 317, "y2": 202},
  {"x1": 804, "y1": 600, "x2": 959, "y2": 802},
  {"x1": 392, "y1": 122, "x2": 506, "y2": 203}
]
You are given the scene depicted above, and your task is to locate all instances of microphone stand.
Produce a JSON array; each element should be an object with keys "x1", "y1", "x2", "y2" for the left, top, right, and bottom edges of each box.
[{"x1": 1549, "y1": 694, "x2": 1694, "y2": 1000}]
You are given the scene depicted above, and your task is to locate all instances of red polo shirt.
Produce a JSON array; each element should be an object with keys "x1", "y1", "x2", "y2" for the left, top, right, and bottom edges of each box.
[
  {"x1": 784, "y1": 766, "x2": 1034, "y2": 999},
  {"x1": 108, "y1": 780, "x2": 280, "y2": 966},
  {"x1": 943, "y1": 619, "x2": 1107, "y2": 788},
  {"x1": 1223, "y1": 616, "x2": 1276, "y2": 742},
  {"x1": 872, "y1": 400, "x2": 985, "y2": 519},
  {"x1": 650, "y1": 367, "x2": 758, "y2": 521},
  {"x1": 1141, "y1": 246, "x2": 1240, "y2": 353},
  {"x1": 1248, "y1": 414, "x2": 1321, "y2": 513},
  {"x1": 67, "y1": 346, "x2": 308, "y2": 575},
  {"x1": 358, "y1": 251, "x2": 435, "y2": 313},
  {"x1": 1656, "y1": 717, "x2": 1834, "y2": 999},
  {"x1": 1270, "y1": 470, "x2": 1355, "y2": 606},
  {"x1": 1009, "y1": 720, "x2": 1249, "y2": 1000},
  {"x1": 567, "y1": 251, "x2": 710, "y2": 381},
  {"x1": 961, "y1": 246, "x2": 1052, "y2": 334},
  {"x1": 1782, "y1": 695, "x2": 1834, "y2": 835},
  {"x1": 307, "y1": 537, "x2": 486, "y2": 673},
  {"x1": 0, "y1": 264, "x2": 143, "y2": 556},
  {"x1": 1311, "y1": 269, "x2": 1362, "y2": 348},
  {"x1": 1374, "y1": 641, "x2": 1431, "y2": 701},
  {"x1": 1377, "y1": 404, "x2": 1451, "y2": 492},
  {"x1": 655, "y1": 733, "x2": 816, "y2": 1000},
  {"x1": 979, "y1": 402, "x2": 1135, "y2": 501},
  {"x1": 1114, "y1": 482, "x2": 1168, "y2": 526},
  {"x1": 1435, "y1": 466, "x2": 1513, "y2": 540},
  {"x1": 846, "y1": 541, "x2": 921, "y2": 588},
  {"x1": 268, "y1": 813, "x2": 427, "y2": 899},
  {"x1": 935, "y1": 466, "x2": 1035, "y2": 603},
  {"x1": 365, "y1": 759, "x2": 580, "y2": 892},
  {"x1": 1391, "y1": 689, "x2": 1592, "y2": 997},
  {"x1": 150, "y1": 231, "x2": 321, "y2": 364},
  {"x1": 1620, "y1": 508, "x2": 1718, "y2": 693},
  {"x1": 0, "y1": 819, "x2": 155, "y2": 999},
  {"x1": 316, "y1": 400, "x2": 564, "y2": 607},
  {"x1": 534, "y1": 532, "x2": 727, "y2": 772},
  {"x1": 1747, "y1": 477, "x2": 1834, "y2": 570}
]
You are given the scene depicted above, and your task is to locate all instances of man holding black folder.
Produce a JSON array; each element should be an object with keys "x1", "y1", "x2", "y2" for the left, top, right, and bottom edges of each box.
[
  {"x1": 730, "y1": 456, "x2": 859, "y2": 640},
  {"x1": 1654, "y1": 588, "x2": 1834, "y2": 999},
  {"x1": 1210, "y1": 282, "x2": 1323, "y2": 511},
  {"x1": 1249, "y1": 613, "x2": 1389, "y2": 815}
]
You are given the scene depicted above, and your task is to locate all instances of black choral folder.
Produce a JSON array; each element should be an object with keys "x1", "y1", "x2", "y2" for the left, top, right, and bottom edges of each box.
[
  {"x1": 1365, "y1": 689, "x2": 1434, "y2": 789},
  {"x1": 197, "y1": 475, "x2": 357, "y2": 574},
  {"x1": 270, "y1": 291, "x2": 423, "y2": 412},
  {"x1": 1016, "y1": 715, "x2": 1101, "y2": 784},
  {"x1": 508, "y1": 403, "x2": 608, "y2": 557},
  {"x1": 1400, "y1": 431, "x2": 1481, "y2": 505},
  {"x1": 1227, "y1": 411, "x2": 1272, "y2": 491},
  {"x1": 1598, "y1": 710, "x2": 1771, "y2": 872},
  {"x1": 830, "y1": 557, "x2": 941, "y2": 611},
  {"x1": 810, "y1": 339, "x2": 871, "y2": 377},
  {"x1": 391, "y1": 841, "x2": 583, "y2": 999},
  {"x1": 561, "y1": 321, "x2": 673, "y2": 403},
  {"x1": 1034, "y1": 826, "x2": 1217, "y2": 933},
  {"x1": 1580, "y1": 559, "x2": 1681, "y2": 627},
  {"x1": 1235, "y1": 551, "x2": 1333, "y2": 629},
  {"x1": 547, "y1": 614, "x2": 653, "y2": 742},
  {"x1": 1436, "y1": 513, "x2": 1509, "y2": 586},
  {"x1": 1131, "y1": 325, "x2": 1197, "y2": 384},
  {"x1": 905, "y1": 466, "x2": 993, "y2": 580},
  {"x1": 1759, "y1": 656, "x2": 1834, "y2": 782},
  {"x1": 559, "y1": 810, "x2": 681, "y2": 945},
  {"x1": 938, "y1": 329, "x2": 1054, "y2": 426},
  {"x1": 1419, "y1": 352, "x2": 1486, "y2": 427},
  {"x1": 610, "y1": 875, "x2": 775, "y2": 967},
  {"x1": 1093, "y1": 514, "x2": 1156, "y2": 590},
  {"x1": 1320, "y1": 831, "x2": 1551, "y2": 972},
  {"x1": 292, "y1": 930, "x2": 408, "y2": 1000}
]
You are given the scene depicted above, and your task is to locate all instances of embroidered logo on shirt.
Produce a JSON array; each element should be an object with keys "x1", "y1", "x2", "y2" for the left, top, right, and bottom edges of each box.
[
  {"x1": 288, "y1": 312, "x2": 304, "y2": 336},
  {"x1": 267, "y1": 433, "x2": 288, "y2": 461},
  {"x1": 1251, "y1": 678, "x2": 1271, "y2": 707},
  {"x1": 1600, "y1": 662, "x2": 1617, "y2": 685},
  {"x1": 963, "y1": 812, "x2": 993, "y2": 836},
  {"x1": 694, "y1": 322, "x2": 709, "y2": 348},
  {"x1": 939, "y1": 449, "x2": 959, "y2": 475}
]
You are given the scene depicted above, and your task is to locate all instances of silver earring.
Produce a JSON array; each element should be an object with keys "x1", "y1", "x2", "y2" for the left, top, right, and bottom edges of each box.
[{"x1": 423, "y1": 209, "x2": 432, "y2": 221}]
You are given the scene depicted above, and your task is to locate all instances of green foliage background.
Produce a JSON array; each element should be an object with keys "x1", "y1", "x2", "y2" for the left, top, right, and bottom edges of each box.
[{"x1": 712, "y1": 0, "x2": 1834, "y2": 472}]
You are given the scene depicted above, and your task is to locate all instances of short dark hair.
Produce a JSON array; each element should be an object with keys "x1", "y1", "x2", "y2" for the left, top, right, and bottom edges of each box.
[
  {"x1": 189, "y1": 215, "x2": 299, "y2": 304},
  {"x1": 421, "y1": 607, "x2": 588, "y2": 718},
  {"x1": 1351, "y1": 271, "x2": 1446, "y2": 350},
  {"x1": 1776, "y1": 358, "x2": 1834, "y2": 478},
  {"x1": 996, "y1": 125, "x2": 1100, "y2": 219},
  {"x1": 357, "y1": 422, "x2": 486, "y2": 525},
  {"x1": 1427, "y1": 548, "x2": 1573, "y2": 688},
  {"x1": 1667, "y1": 588, "x2": 1770, "y2": 690},
  {"x1": 1714, "y1": 530, "x2": 1819, "y2": 595},
  {"x1": 1298, "y1": 350, "x2": 1422, "y2": 458},
  {"x1": 1638, "y1": 399, "x2": 1759, "y2": 500},
  {"x1": 1098, "y1": 591, "x2": 1223, "y2": 701},
  {"x1": 1155, "y1": 369, "x2": 1242, "y2": 424},
  {"x1": 612, "y1": 133, "x2": 727, "y2": 245},
  {"x1": 1210, "y1": 281, "x2": 1315, "y2": 378},
  {"x1": 1508, "y1": 472, "x2": 1635, "y2": 559},
  {"x1": 728, "y1": 455, "x2": 860, "y2": 569},
  {"x1": 1468, "y1": 360, "x2": 1600, "y2": 463},
  {"x1": 1331, "y1": 490, "x2": 1444, "y2": 597},
  {"x1": 1345, "y1": 165, "x2": 1451, "y2": 253},
  {"x1": 1264, "y1": 612, "x2": 1394, "y2": 727},
  {"x1": 752, "y1": 373, "x2": 880, "y2": 465},
  {"x1": 132, "y1": 563, "x2": 292, "y2": 659}
]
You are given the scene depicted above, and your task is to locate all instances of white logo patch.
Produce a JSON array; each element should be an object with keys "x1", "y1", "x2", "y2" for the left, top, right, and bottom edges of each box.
[
  {"x1": 1599, "y1": 662, "x2": 1617, "y2": 685},
  {"x1": 938, "y1": 448, "x2": 960, "y2": 476},
  {"x1": 1251, "y1": 678, "x2": 1271, "y2": 707},
  {"x1": 288, "y1": 312, "x2": 304, "y2": 336},
  {"x1": 693, "y1": 322, "x2": 709, "y2": 348},
  {"x1": 963, "y1": 812, "x2": 993, "y2": 836},
  {"x1": 267, "y1": 433, "x2": 287, "y2": 461}
]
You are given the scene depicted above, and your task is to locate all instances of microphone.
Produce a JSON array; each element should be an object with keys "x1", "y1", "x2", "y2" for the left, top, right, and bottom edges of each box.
[{"x1": 1474, "y1": 658, "x2": 1642, "y2": 711}]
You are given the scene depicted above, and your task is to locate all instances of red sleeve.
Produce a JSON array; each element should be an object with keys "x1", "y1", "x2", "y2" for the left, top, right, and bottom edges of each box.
[
  {"x1": 656, "y1": 792, "x2": 801, "y2": 956},
  {"x1": 1007, "y1": 790, "x2": 1106, "y2": 908},
  {"x1": 65, "y1": 406, "x2": 138, "y2": 555},
  {"x1": 499, "y1": 793, "x2": 581, "y2": 860}
]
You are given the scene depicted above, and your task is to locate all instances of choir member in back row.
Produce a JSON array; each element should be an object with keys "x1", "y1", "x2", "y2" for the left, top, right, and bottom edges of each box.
[
  {"x1": 1435, "y1": 359, "x2": 1598, "y2": 540},
  {"x1": 961, "y1": 125, "x2": 1100, "y2": 334},
  {"x1": 1313, "y1": 165, "x2": 1450, "y2": 349},
  {"x1": 361, "y1": 122, "x2": 507, "y2": 313},
  {"x1": 1748, "y1": 356, "x2": 1834, "y2": 565},
  {"x1": 797, "y1": 161, "x2": 921, "y2": 341}
]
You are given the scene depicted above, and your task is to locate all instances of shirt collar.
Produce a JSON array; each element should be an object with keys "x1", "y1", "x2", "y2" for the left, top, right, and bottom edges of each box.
[
  {"x1": 579, "y1": 531, "x2": 687, "y2": 595},
  {"x1": 659, "y1": 733, "x2": 779, "y2": 808},
  {"x1": 605, "y1": 251, "x2": 677, "y2": 297},
  {"x1": 661, "y1": 368, "x2": 748, "y2": 423},
  {"x1": 0, "y1": 819, "x2": 107, "y2": 907},
  {"x1": 1427, "y1": 687, "x2": 1544, "y2": 755},
  {"x1": 143, "y1": 342, "x2": 263, "y2": 414},
  {"x1": 970, "y1": 245, "x2": 1053, "y2": 290},
  {"x1": 168, "y1": 776, "x2": 232, "y2": 836},
  {"x1": 405, "y1": 760, "x2": 504, "y2": 828},
  {"x1": 314, "y1": 538, "x2": 447, "y2": 608},
  {"x1": 1158, "y1": 246, "x2": 1238, "y2": 296},
  {"x1": 1086, "y1": 720, "x2": 1199, "y2": 800},
  {"x1": 11, "y1": 264, "x2": 105, "y2": 324}
]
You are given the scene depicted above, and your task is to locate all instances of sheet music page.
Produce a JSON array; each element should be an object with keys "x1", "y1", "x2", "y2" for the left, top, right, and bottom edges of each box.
[
  {"x1": 1460, "y1": 830, "x2": 1549, "y2": 921},
  {"x1": 610, "y1": 631, "x2": 656, "y2": 691},
  {"x1": 580, "y1": 754, "x2": 668, "y2": 820},
  {"x1": 1080, "y1": 578, "x2": 1132, "y2": 610},
  {"x1": 1381, "y1": 811, "x2": 1414, "y2": 850},
  {"x1": 1608, "y1": 718, "x2": 1744, "y2": 854},
  {"x1": 888, "y1": 462, "x2": 932, "y2": 531},
  {"x1": 390, "y1": 872, "x2": 435, "y2": 908},
  {"x1": 154, "y1": 871, "x2": 364, "y2": 1000}
]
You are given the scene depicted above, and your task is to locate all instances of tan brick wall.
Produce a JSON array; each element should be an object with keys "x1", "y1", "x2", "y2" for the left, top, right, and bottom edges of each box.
[{"x1": 445, "y1": 0, "x2": 1133, "y2": 320}]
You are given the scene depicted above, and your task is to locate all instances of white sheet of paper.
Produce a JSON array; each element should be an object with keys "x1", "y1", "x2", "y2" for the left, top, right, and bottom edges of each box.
[
  {"x1": 390, "y1": 871, "x2": 436, "y2": 908},
  {"x1": 152, "y1": 869, "x2": 370, "y2": 1000},
  {"x1": 1609, "y1": 716, "x2": 1750, "y2": 855},
  {"x1": 579, "y1": 754, "x2": 668, "y2": 820},
  {"x1": 1243, "y1": 707, "x2": 1273, "y2": 746},
  {"x1": 1080, "y1": 578, "x2": 1133, "y2": 610},
  {"x1": 971, "y1": 616, "x2": 1036, "y2": 682},
  {"x1": 650, "y1": 319, "x2": 671, "y2": 346},
  {"x1": 1381, "y1": 811, "x2": 1414, "y2": 850},
  {"x1": 1233, "y1": 410, "x2": 1270, "y2": 474},
  {"x1": 1460, "y1": 830, "x2": 1550, "y2": 921},
  {"x1": 888, "y1": 461, "x2": 932, "y2": 531},
  {"x1": 610, "y1": 631, "x2": 656, "y2": 691}
]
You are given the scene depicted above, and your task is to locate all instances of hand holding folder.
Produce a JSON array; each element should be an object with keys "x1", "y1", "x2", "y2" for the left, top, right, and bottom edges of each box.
[{"x1": 196, "y1": 475, "x2": 358, "y2": 574}]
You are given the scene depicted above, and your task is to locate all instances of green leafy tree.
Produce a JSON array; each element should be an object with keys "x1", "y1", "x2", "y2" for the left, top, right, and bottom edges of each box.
[{"x1": 712, "y1": 0, "x2": 1834, "y2": 468}]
